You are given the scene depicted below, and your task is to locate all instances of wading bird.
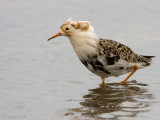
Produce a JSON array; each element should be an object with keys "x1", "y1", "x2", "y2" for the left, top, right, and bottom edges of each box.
[{"x1": 48, "y1": 18, "x2": 154, "y2": 84}]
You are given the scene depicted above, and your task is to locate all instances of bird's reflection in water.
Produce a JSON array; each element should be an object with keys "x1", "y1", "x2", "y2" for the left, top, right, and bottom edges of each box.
[{"x1": 66, "y1": 80, "x2": 153, "y2": 119}]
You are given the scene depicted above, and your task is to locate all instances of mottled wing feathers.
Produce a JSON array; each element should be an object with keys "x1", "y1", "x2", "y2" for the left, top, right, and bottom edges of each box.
[
  {"x1": 98, "y1": 39, "x2": 154, "y2": 66},
  {"x1": 98, "y1": 39, "x2": 135, "y2": 62}
]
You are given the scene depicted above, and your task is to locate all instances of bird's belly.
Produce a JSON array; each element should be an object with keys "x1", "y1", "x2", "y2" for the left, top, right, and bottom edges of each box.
[
  {"x1": 92, "y1": 66, "x2": 133, "y2": 78},
  {"x1": 81, "y1": 55, "x2": 134, "y2": 78}
]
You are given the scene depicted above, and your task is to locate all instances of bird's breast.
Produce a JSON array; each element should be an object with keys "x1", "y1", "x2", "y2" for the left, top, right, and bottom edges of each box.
[{"x1": 69, "y1": 36, "x2": 98, "y2": 60}]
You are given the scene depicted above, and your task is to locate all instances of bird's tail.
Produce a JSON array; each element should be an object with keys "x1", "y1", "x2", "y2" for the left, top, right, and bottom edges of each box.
[
  {"x1": 142, "y1": 55, "x2": 155, "y2": 59},
  {"x1": 141, "y1": 55, "x2": 155, "y2": 66}
]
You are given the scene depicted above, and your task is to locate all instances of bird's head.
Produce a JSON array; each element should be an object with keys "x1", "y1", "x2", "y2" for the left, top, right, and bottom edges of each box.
[{"x1": 48, "y1": 18, "x2": 93, "y2": 41}]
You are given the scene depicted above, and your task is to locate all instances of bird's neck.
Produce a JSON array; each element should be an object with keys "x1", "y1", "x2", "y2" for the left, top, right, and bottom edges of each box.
[{"x1": 68, "y1": 31, "x2": 99, "y2": 60}]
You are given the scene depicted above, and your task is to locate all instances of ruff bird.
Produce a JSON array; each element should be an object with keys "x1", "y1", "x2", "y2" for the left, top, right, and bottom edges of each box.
[{"x1": 48, "y1": 18, "x2": 155, "y2": 84}]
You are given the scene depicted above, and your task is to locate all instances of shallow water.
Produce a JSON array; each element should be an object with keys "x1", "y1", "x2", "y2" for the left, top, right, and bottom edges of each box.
[
  {"x1": 66, "y1": 81, "x2": 152, "y2": 119},
  {"x1": 0, "y1": 0, "x2": 160, "y2": 120}
]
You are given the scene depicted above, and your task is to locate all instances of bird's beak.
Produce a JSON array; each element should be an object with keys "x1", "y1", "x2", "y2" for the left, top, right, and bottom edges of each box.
[{"x1": 48, "y1": 32, "x2": 62, "y2": 41}]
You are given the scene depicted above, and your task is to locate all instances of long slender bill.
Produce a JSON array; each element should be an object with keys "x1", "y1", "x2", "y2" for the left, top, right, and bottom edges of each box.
[{"x1": 48, "y1": 32, "x2": 62, "y2": 41}]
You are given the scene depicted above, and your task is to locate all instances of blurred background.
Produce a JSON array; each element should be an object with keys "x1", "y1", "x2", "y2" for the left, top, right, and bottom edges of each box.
[{"x1": 0, "y1": 0, "x2": 160, "y2": 120}]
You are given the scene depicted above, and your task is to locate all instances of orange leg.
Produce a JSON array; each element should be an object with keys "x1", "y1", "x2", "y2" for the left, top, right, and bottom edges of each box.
[
  {"x1": 101, "y1": 77, "x2": 105, "y2": 85},
  {"x1": 121, "y1": 65, "x2": 139, "y2": 84}
]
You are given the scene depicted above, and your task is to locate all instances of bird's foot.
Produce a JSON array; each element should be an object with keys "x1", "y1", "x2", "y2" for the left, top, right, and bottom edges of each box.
[
  {"x1": 101, "y1": 77, "x2": 105, "y2": 86},
  {"x1": 100, "y1": 82, "x2": 106, "y2": 87},
  {"x1": 101, "y1": 81, "x2": 106, "y2": 85},
  {"x1": 121, "y1": 81, "x2": 127, "y2": 85}
]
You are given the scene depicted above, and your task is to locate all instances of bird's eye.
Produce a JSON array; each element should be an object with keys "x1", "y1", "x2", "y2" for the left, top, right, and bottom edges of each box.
[{"x1": 65, "y1": 27, "x2": 69, "y2": 30}]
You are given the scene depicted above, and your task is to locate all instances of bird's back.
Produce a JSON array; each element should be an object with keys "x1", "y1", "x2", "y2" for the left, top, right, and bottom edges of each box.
[{"x1": 98, "y1": 39, "x2": 154, "y2": 67}]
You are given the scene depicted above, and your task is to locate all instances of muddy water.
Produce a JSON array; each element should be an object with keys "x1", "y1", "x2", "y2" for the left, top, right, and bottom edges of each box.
[{"x1": 0, "y1": 0, "x2": 160, "y2": 120}]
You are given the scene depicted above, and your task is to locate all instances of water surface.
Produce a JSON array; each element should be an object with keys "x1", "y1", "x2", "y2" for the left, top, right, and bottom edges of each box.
[{"x1": 0, "y1": 0, "x2": 160, "y2": 120}]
